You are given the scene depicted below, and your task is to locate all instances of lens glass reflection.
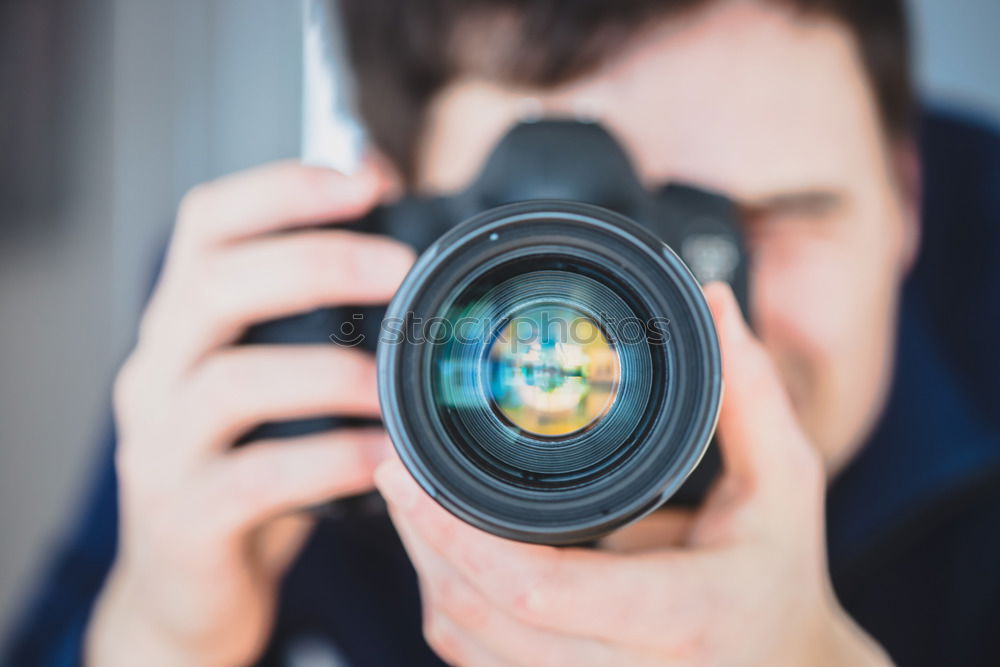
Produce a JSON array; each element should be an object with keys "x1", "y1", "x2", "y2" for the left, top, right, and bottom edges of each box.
[{"x1": 487, "y1": 305, "x2": 620, "y2": 437}]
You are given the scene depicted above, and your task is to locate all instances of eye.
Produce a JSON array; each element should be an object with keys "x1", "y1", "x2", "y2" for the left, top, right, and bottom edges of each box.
[{"x1": 737, "y1": 190, "x2": 845, "y2": 243}]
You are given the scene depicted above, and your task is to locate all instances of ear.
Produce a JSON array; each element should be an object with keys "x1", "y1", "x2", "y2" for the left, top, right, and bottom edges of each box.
[{"x1": 892, "y1": 138, "x2": 922, "y2": 275}]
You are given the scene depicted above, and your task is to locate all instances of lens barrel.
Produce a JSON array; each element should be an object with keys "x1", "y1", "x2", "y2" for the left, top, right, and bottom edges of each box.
[{"x1": 377, "y1": 201, "x2": 721, "y2": 544}]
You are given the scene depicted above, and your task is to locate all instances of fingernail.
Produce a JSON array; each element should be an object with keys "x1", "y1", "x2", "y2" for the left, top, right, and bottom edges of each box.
[{"x1": 375, "y1": 461, "x2": 418, "y2": 511}]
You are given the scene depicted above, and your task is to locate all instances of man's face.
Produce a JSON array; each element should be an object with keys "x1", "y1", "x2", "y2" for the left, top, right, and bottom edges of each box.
[{"x1": 414, "y1": 0, "x2": 918, "y2": 473}]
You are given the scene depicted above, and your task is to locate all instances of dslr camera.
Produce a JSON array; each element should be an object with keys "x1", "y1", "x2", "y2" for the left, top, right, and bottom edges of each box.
[{"x1": 245, "y1": 119, "x2": 749, "y2": 545}]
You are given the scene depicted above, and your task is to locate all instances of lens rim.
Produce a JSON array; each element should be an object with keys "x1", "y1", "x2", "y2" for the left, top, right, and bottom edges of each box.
[{"x1": 378, "y1": 201, "x2": 721, "y2": 544}]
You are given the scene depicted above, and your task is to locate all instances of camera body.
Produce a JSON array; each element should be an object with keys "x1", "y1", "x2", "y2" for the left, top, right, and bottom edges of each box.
[{"x1": 244, "y1": 120, "x2": 749, "y2": 542}]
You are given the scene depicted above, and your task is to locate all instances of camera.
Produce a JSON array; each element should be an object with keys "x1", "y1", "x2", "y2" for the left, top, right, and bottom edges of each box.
[{"x1": 244, "y1": 119, "x2": 749, "y2": 544}]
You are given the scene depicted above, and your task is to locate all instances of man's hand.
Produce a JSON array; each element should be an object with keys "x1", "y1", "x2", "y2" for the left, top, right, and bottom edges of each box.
[
  {"x1": 86, "y1": 161, "x2": 414, "y2": 667},
  {"x1": 377, "y1": 283, "x2": 892, "y2": 666}
]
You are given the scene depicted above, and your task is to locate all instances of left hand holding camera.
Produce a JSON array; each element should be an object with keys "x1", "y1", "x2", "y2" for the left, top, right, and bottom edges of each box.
[{"x1": 377, "y1": 283, "x2": 892, "y2": 667}]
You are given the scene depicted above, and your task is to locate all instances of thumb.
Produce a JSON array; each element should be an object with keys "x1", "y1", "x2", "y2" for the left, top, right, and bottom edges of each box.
[
  {"x1": 252, "y1": 513, "x2": 316, "y2": 577},
  {"x1": 703, "y1": 283, "x2": 819, "y2": 501}
]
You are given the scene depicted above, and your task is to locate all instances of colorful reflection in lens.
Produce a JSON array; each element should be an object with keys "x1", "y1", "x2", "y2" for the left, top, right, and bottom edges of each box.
[{"x1": 487, "y1": 305, "x2": 620, "y2": 437}]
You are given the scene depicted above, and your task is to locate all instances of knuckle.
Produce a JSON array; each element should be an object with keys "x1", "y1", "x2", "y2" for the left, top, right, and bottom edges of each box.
[
  {"x1": 111, "y1": 356, "x2": 168, "y2": 443},
  {"x1": 196, "y1": 251, "x2": 226, "y2": 293},
  {"x1": 176, "y1": 182, "x2": 212, "y2": 229},
  {"x1": 670, "y1": 612, "x2": 711, "y2": 662},
  {"x1": 195, "y1": 465, "x2": 269, "y2": 536},
  {"x1": 660, "y1": 579, "x2": 724, "y2": 664},
  {"x1": 508, "y1": 579, "x2": 540, "y2": 620},
  {"x1": 433, "y1": 574, "x2": 462, "y2": 612},
  {"x1": 428, "y1": 510, "x2": 462, "y2": 554},
  {"x1": 113, "y1": 441, "x2": 168, "y2": 504},
  {"x1": 193, "y1": 257, "x2": 239, "y2": 328},
  {"x1": 672, "y1": 626, "x2": 712, "y2": 666},
  {"x1": 218, "y1": 460, "x2": 267, "y2": 511},
  {"x1": 112, "y1": 355, "x2": 141, "y2": 413},
  {"x1": 511, "y1": 584, "x2": 548, "y2": 627},
  {"x1": 434, "y1": 576, "x2": 489, "y2": 631},
  {"x1": 423, "y1": 615, "x2": 461, "y2": 663},
  {"x1": 113, "y1": 441, "x2": 141, "y2": 486},
  {"x1": 191, "y1": 354, "x2": 244, "y2": 413},
  {"x1": 507, "y1": 552, "x2": 561, "y2": 623},
  {"x1": 135, "y1": 302, "x2": 164, "y2": 347}
]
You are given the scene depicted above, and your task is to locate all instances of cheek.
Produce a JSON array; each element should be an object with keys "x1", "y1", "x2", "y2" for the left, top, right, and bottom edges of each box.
[{"x1": 749, "y1": 225, "x2": 900, "y2": 465}]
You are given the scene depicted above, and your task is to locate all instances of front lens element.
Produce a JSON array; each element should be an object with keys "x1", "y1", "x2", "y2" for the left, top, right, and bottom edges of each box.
[
  {"x1": 429, "y1": 265, "x2": 655, "y2": 486},
  {"x1": 487, "y1": 305, "x2": 620, "y2": 437}
]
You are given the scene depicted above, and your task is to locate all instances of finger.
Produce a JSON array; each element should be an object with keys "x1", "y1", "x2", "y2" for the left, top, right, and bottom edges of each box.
[
  {"x1": 377, "y1": 460, "x2": 707, "y2": 649},
  {"x1": 252, "y1": 513, "x2": 316, "y2": 577},
  {"x1": 141, "y1": 230, "x2": 414, "y2": 369},
  {"x1": 206, "y1": 428, "x2": 391, "y2": 532},
  {"x1": 393, "y1": 512, "x2": 640, "y2": 667},
  {"x1": 172, "y1": 160, "x2": 388, "y2": 252},
  {"x1": 422, "y1": 612, "x2": 510, "y2": 667},
  {"x1": 597, "y1": 508, "x2": 695, "y2": 552},
  {"x1": 176, "y1": 346, "x2": 381, "y2": 456},
  {"x1": 703, "y1": 282, "x2": 821, "y2": 497}
]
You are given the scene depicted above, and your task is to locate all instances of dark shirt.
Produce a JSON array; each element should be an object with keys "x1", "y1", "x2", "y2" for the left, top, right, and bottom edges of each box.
[{"x1": 5, "y1": 110, "x2": 1000, "y2": 667}]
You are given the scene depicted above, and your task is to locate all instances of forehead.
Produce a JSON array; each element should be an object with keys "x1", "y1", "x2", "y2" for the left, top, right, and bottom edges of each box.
[{"x1": 544, "y1": 1, "x2": 886, "y2": 198}]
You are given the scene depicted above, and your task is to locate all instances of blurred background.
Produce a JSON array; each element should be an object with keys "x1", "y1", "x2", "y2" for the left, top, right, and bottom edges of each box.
[{"x1": 0, "y1": 0, "x2": 998, "y2": 638}]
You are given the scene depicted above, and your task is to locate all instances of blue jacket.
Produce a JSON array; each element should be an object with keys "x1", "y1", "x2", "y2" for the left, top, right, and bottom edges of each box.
[{"x1": 5, "y1": 110, "x2": 1000, "y2": 666}]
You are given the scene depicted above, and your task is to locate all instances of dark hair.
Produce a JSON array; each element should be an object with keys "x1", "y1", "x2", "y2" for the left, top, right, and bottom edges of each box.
[{"x1": 338, "y1": 0, "x2": 913, "y2": 182}]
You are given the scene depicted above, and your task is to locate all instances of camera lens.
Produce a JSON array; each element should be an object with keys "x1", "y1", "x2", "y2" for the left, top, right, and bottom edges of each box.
[
  {"x1": 486, "y1": 302, "x2": 620, "y2": 438},
  {"x1": 378, "y1": 201, "x2": 721, "y2": 544}
]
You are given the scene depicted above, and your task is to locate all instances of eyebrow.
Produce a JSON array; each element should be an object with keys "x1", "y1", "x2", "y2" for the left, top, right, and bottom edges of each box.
[{"x1": 737, "y1": 189, "x2": 847, "y2": 220}]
